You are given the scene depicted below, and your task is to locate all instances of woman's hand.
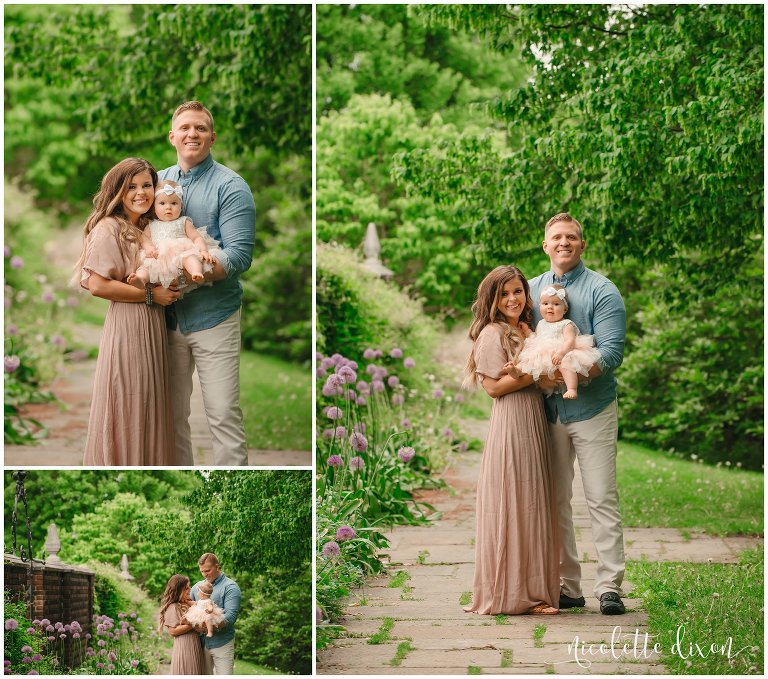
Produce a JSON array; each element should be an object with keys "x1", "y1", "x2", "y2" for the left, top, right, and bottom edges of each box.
[
  {"x1": 503, "y1": 361, "x2": 523, "y2": 378},
  {"x1": 152, "y1": 284, "x2": 180, "y2": 306}
]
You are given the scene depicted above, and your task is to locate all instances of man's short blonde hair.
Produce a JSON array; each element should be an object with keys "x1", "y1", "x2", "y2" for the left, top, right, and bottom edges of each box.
[
  {"x1": 172, "y1": 101, "x2": 215, "y2": 132},
  {"x1": 545, "y1": 212, "x2": 583, "y2": 239},
  {"x1": 198, "y1": 552, "x2": 220, "y2": 567}
]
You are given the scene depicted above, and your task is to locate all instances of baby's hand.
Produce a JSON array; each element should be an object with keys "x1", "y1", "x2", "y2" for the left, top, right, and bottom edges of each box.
[
  {"x1": 503, "y1": 361, "x2": 522, "y2": 378},
  {"x1": 200, "y1": 250, "x2": 215, "y2": 265},
  {"x1": 146, "y1": 247, "x2": 159, "y2": 259},
  {"x1": 551, "y1": 351, "x2": 563, "y2": 366}
]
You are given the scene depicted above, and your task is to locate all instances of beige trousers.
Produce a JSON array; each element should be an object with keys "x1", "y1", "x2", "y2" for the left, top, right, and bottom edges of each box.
[
  {"x1": 549, "y1": 400, "x2": 625, "y2": 599},
  {"x1": 168, "y1": 310, "x2": 248, "y2": 466},
  {"x1": 203, "y1": 639, "x2": 235, "y2": 675}
]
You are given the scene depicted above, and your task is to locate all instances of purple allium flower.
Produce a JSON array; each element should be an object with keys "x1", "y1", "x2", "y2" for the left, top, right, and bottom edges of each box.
[
  {"x1": 432, "y1": 389, "x2": 444, "y2": 399},
  {"x1": 336, "y1": 365, "x2": 357, "y2": 384},
  {"x1": 322, "y1": 374, "x2": 344, "y2": 397},
  {"x1": 131, "y1": 660, "x2": 139, "y2": 668},
  {"x1": 458, "y1": 441, "x2": 469, "y2": 452},
  {"x1": 39, "y1": 619, "x2": 50, "y2": 627},
  {"x1": 21, "y1": 646, "x2": 33, "y2": 654},
  {"x1": 4, "y1": 619, "x2": 19, "y2": 630},
  {"x1": 321, "y1": 357, "x2": 335, "y2": 370},
  {"x1": 404, "y1": 357, "x2": 415, "y2": 368},
  {"x1": 31, "y1": 655, "x2": 42, "y2": 662},
  {"x1": 85, "y1": 633, "x2": 91, "y2": 640},
  {"x1": 41, "y1": 291, "x2": 55, "y2": 303},
  {"x1": 326, "y1": 455, "x2": 343, "y2": 468},
  {"x1": 349, "y1": 432, "x2": 368, "y2": 452},
  {"x1": 108, "y1": 652, "x2": 117, "y2": 662},
  {"x1": 400, "y1": 418, "x2": 412, "y2": 429},
  {"x1": 316, "y1": 351, "x2": 324, "y2": 360},
  {"x1": 442, "y1": 427, "x2": 454, "y2": 439},
  {"x1": 72, "y1": 632, "x2": 80, "y2": 639},
  {"x1": 390, "y1": 348, "x2": 403, "y2": 358},
  {"x1": 372, "y1": 380, "x2": 385, "y2": 392},
  {"x1": 322, "y1": 541, "x2": 341, "y2": 558},
  {"x1": 363, "y1": 348, "x2": 376, "y2": 360},
  {"x1": 356, "y1": 396, "x2": 367, "y2": 406},
  {"x1": 353, "y1": 422, "x2": 366, "y2": 433},
  {"x1": 316, "y1": 606, "x2": 324, "y2": 624},
  {"x1": 344, "y1": 388, "x2": 357, "y2": 401},
  {"x1": 387, "y1": 375, "x2": 399, "y2": 388},
  {"x1": 326, "y1": 406, "x2": 343, "y2": 421},
  {"x1": 131, "y1": 612, "x2": 137, "y2": 618},
  {"x1": 59, "y1": 634, "x2": 66, "y2": 639},
  {"x1": 374, "y1": 349, "x2": 383, "y2": 358},
  {"x1": 454, "y1": 393, "x2": 465, "y2": 403},
  {"x1": 322, "y1": 428, "x2": 334, "y2": 439},
  {"x1": 28, "y1": 672, "x2": 40, "y2": 676},
  {"x1": 136, "y1": 617, "x2": 142, "y2": 623},
  {"x1": 107, "y1": 664, "x2": 115, "y2": 671},
  {"x1": 45, "y1": 625, "x2": 54, "y2": 632},
  {"x1": 21, "y1": 658, "x2": 32, "y2": 664},
  {"x1": 334, "y1": 425, "x2": 347, "y2": 439},
  {"x1": 375, "y1": 367, "x2": 388, "y2": 379},
  {"x1": 316, "y1": 366, "x2": 328, "y2": 378},
  {"x1": 335, "y1": 525, "x2": 356, "y2": 541},
  {"x1": 4, "y1": 356, "x2": 20, "y2": 373},
  {"x1": 356, "y1": 381, "x2": 370, "y2": 396},
  {"x1": 10, "y1": 256, "x2": 24, "y2": 269},
  {"x1": 349, "y1": 456, "x2": 365, "y2": 471},
  {"x1": 26, "y1": 627, "x2": 35, "y2": 634},
  {"x1": 67, "y1": 296, "x2": 79, "y2": 307},
  {"x1": 3, "y1": 246, "x2": 10, "y2": 257},
  {"x1": 331, "y1": 353, "x2": 344, "y2": 365},
  {"x1": 96, "y1": 663, "x2": 104, "y2": 670},
  {"x1": 398, "y1": 446, "x2": 416, "y2": 463},
  {"x1": 7, "y1": 324, "x2": 18, "y2": 336},
  {"x1": 391, "y1": 394, "x2": 404, "y2": 406},
  {"x1": 98, "y1": 640, "x2": 106, "y2": 647},
  {"x1": 365, "y1": 364, "x2": 377, "y2": 376},
  {"x1": 99, "y1": 649, "x2": 108, "y2": 657},
  {"x1": 47, "y1": 636, "x2": 55, "y2": 642},
  {"x1": 64, "y1": 624, "x2": 71, "y2": 632}
]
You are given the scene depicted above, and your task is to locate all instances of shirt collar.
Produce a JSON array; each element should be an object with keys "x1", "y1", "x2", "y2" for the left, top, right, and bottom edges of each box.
[
  {"x1": 178, "y1": 153, "x2": 214, "y2": 179},
  {"x1": 551, "y1": 259, "x2": 586, "y2": 285}
]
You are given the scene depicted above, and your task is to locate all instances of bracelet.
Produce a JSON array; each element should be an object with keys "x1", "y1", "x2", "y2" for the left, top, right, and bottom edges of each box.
[{"x1": 145, "y1": 285, "x2": 153, "y2": 306}]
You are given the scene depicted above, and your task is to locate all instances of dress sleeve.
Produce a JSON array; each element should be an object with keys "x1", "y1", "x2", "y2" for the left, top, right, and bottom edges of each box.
[
  {"x1": 80, "y1": 222, "x2": 128, "y2": 290},
  {"x1": 474, "y1": 326, "x2": 507, "y2": 382},
  {"x1": 163, "y1": 604, "x2": 180, "y2": 629}
]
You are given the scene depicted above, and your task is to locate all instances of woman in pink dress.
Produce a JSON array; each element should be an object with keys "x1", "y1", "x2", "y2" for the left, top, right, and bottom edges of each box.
[
  {"x1": 72, "y1": 158, "x2": 178, "y2": 464},
  {"x1": 159, "y1": 575, "x2": 206, "y2": 674},
  {"x1": 462, "y1": 265, "x2": 560, "y2": 615}
]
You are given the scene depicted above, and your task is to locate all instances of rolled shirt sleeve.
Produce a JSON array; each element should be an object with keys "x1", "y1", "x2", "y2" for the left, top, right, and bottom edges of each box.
[
  {"x1": 592, "y1": 282, "x2": 626, "y2": 373},
  {"x1": 221, "y1": 581, "x2": 242, "y2": 627},
  {"x1": 215, "y1": 177, "x2": 256, "y2": 280}
]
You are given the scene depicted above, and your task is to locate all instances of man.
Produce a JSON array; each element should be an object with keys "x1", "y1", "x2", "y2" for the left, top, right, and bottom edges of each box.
[
  {"x1": 191, "y1": 552, "x2": 242, "y2": 674},
  {"x1": 528, "y1": 212, "x2": 627, "y2": 616},
  {"x1": 159, "y1": 101, "x2": 256, "y2": 466}
]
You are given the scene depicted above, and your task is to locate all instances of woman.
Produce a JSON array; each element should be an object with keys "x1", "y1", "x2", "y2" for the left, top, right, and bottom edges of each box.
[
  {"x1": 73, "y1": 158, "x2": 179, "y2": 464},
  {"x1": 462, "y1": 265, "x2": 560, "y2": 615},
  {"x1": 159, "y1": 574, "x2": 206, "y2": 674}
]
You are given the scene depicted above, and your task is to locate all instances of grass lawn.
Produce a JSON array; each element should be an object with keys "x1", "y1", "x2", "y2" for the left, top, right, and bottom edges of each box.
[
  {"x1": 241, "y1": 350, "x2": 311, "y2": 451},
  {"x1": 617, "y1": 441, "x2": 763, "y2": 536},
  {"x1": 232, "y1": 658, "x2": 284, "y2": 675},
  {"x1": 628, "y1": 549, "x2": 763, "y2": 675}
]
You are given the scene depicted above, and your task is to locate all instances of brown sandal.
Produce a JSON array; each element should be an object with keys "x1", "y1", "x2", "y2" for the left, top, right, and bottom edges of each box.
[{"x1": 526, "y1": 603, "x2": 559, "y2": 615}]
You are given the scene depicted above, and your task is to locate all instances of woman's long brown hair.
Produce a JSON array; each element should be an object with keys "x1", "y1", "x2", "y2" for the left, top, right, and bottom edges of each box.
[
  {"x1": 462, "y1": 265, "x2": 533, "y2": 389},
  {"x1": 71, "y1": 157, "x2": 157, "y2": 287},
  {"x1": 158, "y1": 574, "x2": 191, "y2": 633}
]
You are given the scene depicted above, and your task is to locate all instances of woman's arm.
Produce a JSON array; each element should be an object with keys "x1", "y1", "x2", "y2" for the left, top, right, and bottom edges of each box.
[
  {"x1": 87, "y1": 272, "x2": 180, "y2": 306},
  {"x1": 480, "y1": 372, "x2": 534, "y2": 398},
  {"x1": 166, "y1": 623, "x2": 194, "y2": 637}
]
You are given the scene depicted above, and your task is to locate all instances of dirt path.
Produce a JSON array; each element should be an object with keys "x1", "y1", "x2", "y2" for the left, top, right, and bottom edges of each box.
[{"x1": 316, "y1": 326, "x2": 762, "y2": 675}]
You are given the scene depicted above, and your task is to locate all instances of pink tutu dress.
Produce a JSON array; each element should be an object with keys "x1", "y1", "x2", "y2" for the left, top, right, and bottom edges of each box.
[
  {"x1": 183, "y1": 598, "x2": 226, "y2": 627},
  {"x1": 517, "y1": 319, "x2": 601, "y2": 382},
  {"x1": 141, "y1": 216, "x2": 222, "y2": 290}
]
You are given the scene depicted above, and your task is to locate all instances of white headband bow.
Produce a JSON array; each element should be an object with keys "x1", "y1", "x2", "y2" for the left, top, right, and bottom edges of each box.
[
  {"x1": 542, "y1": 286, "x2": 567, "y2": 302},
  {"x1": 155, "y1": 185, "x2": 183, "y2": 199}
]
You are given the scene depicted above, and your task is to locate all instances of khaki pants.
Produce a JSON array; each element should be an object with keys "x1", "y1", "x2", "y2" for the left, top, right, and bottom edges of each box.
[
  {"x1": 168, "y1": 310, "x2": 248, "y2": 466},
  {"x1": 203, "y1": 639, "x2": 235, "y2": 675},
  {"x1": 549, "y1": 400, "x2": 625, "y2": 599}
]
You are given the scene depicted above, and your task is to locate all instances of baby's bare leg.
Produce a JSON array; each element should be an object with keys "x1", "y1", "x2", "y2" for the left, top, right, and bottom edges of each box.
[
  {"x1": 206, "y1": 618, "x2": 215, "y2": 637},
  {"x1": 561, "y1": 368, "x2": 579, "y2": 399},
  {"x1": 183, "y1": 254, "x2": 204, "y2": 282},
  {"x1": 127, "y1": 266, "x2": 150, "y2": 288}
]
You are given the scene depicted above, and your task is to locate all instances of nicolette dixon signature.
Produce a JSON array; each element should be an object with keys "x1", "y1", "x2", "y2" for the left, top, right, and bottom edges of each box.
[{"x1": 561, "y1": 625, "x2": 750, "y2": 668}]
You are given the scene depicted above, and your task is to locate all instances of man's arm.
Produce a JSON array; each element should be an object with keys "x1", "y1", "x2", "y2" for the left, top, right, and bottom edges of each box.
[
  {"x1": 592, "y1": 282, "x2": 626, "y2": 374},
  {"x1": 219, "y1": 582, "x2": 242, "y2": 628},
  {"x1": 200, "y1": 178, "x2": 255, "y2": 283}
]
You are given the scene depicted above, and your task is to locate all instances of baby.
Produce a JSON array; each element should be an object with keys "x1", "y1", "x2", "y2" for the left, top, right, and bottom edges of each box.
[
  {"x1": 127, "y1": 179, "x2": 220, "y2": 291},
  {"x1": 183, "y1": 581, "x2": 227, "y2": 638},
  {"x1": 510, "y1": 285, "x2": 601, "y2": 398}
]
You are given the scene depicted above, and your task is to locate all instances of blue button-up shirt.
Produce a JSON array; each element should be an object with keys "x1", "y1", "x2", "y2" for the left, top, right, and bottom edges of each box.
[
  {"x1": 529, "y1": 260, "x2": 626, "y2": 424},
  {"x1": 159, "y1": 154, "x2": 255, "y2": 333},
  {"x1": 191, "y1": 572, "x2": 242, "y2": 649}
]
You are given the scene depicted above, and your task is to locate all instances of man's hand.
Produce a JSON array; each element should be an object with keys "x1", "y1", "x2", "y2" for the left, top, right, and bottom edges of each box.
[{"x1": 538, "y1": 372, "x2": 564, "y2": 390}]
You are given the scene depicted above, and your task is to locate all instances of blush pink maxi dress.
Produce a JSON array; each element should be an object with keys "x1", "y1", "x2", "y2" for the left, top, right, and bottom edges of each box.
[
  {"x1": 163, "y1": 603, "x2": 206, "y2": 674},
  {"x1": 79, "y1": 220, "x2": 176, "y2": 465},
  {"x1": 464, "y1": 322, "x2": 560, "y2": 614}
]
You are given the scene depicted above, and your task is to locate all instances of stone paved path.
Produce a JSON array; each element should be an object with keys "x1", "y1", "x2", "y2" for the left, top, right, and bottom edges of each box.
[{"x1": 317, "y1": 447, "x2": 761, "y2": 675}]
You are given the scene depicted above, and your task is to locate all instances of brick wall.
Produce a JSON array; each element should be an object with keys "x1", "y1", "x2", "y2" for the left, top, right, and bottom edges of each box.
[{"x1": 4, "y1": 556, "x2": 94, "y2": 668}]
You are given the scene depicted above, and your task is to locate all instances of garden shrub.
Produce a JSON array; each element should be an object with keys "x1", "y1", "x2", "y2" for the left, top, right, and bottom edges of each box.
[
  {"x1": 235, "y1": 569, "x2": 312, "y2": 675},
  {"x1": 88, "y1": 562, "x2": 160, "y2": 627}
]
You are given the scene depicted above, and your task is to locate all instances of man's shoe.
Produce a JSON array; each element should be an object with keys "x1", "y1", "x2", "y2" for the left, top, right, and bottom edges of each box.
[
  {"x1": 599, "y1": 592, "x2": 626, "y2": 615},
  {"x1": 559, "y1": 592, "x2": 586, "y2": 609}
]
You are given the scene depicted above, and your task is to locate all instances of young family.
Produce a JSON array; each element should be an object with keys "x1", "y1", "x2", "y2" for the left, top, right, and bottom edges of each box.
[
  {"x1": 72, "y1": 101, "x2": 255, "y2": 466},
  {"x1": 158, "y1": 553, "x2": 241, "y2": 675},
  {"x1": 463, "y1": 213, "x2": 627, "y2": 616}
]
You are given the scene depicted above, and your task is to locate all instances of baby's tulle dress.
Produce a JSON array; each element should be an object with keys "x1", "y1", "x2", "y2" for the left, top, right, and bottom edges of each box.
[
  {"x1": 517, "y1": 319, "x2": 601, "y2": 381},
  {"x1": 183, "y1": 599, "x2": 227, "y2": 627},
  {"x1": 141, "y1": 216, "x2": 222, "y2": 290}
]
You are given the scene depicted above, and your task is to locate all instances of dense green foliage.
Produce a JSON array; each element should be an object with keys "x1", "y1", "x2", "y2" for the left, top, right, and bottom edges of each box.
[
  {"x1": 628, "y1": 549, "x2": 763, "y2": 675},
  {"x1": 318, "y1": 4, "x2": 764, "y2": 467},
  {"x1": 3, "y1": 471, "x2": 312, "y2": 674},
  {"x1": 4, "y1": 3, "x2": 311, "y2": 373}
]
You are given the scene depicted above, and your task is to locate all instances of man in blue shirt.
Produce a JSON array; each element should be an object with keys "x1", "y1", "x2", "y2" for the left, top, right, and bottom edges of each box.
[
  {"x1": 528, "y1": 213, "x2": 627, "y2": 616},
  {"x1": 158, "y1": 101, "x2": 255, "y2": 466},
  {"x1": 191, "y1": 552, "x2": 242, "y2": 674}
]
